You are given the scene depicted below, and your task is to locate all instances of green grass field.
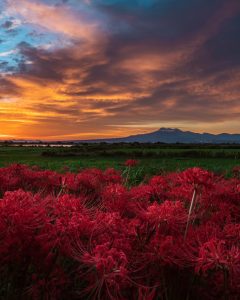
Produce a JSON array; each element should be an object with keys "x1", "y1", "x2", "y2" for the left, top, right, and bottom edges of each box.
[{"x1": 0, "y1": 144, "x2": 239, "y2": 180}]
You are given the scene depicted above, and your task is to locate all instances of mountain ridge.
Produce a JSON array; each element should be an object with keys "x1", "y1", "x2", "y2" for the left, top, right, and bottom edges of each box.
[
  {"x1": 2, "y1": 128, "x2": 240, "y2": 144},
  {"x1": 73, "y1": 128, "x2": 240, "y2": 144}
]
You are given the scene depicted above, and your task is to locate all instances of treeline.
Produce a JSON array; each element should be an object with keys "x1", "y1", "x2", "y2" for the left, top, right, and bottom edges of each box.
[
  {"x1": 72, "y1": 142, "x2": 240, "y2": 150},
  {"x1": 2, "y1": 141, "x2": 240, "y2": 149},
  {"x1": 42, "y1": 148, "x2": 240, "y2": 159}
]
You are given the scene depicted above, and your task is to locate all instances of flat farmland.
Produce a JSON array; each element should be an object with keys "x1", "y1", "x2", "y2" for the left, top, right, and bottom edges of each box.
[{"x1": 0, "y1": 143, "x2": 239, "y2": 178}]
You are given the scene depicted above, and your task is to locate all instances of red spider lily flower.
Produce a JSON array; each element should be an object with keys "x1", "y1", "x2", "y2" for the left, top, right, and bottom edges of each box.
[
  {"x1": 148, "y1": 175, "x2": 169, "y2": 202},
  {"x1": 78, "y1": 243, "x2": 129, "y2": 299},
  {"x1": 101, "y1": 184, "x2": 130, "y2": 214},
  {"x1": 103, "y1": 168, "x2": 123, "y2": 184},
  {"x1": 232, "y1": 166, "x2": 240, "y2": 179},
  {"x1": 0, "y1": 190, "x2": 50, "y2": 264},
  {"x1": 124, "y1": 159, "x2": 138, "y2": 167},
  {"x1": 144, "y1": 200, "x2": 188, "y2": 235},
  {"x1": 195, "y1": 239, "x2": 228, "y2": 274},
  {"x1": 179, "y1": 167, "x2": 214, "y2": 189},
  {"x1": 129, "y1": 184, "x2": 154, "y2": 207}
]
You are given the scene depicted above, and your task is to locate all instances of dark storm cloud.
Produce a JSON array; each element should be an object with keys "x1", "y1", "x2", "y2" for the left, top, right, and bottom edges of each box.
[{"x1": 17, "y1": 42, "x2": 65, "y2": 81}]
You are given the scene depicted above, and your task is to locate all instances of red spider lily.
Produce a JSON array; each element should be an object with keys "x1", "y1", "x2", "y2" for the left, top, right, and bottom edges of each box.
[
  {"x1": 144, "y1": 201, "x2": 187, "y2": 235},
  {"x1": 73, "y1": 243, "x2": 129, "y2": 299},
  {"x1": 232, "y1": 166, "x2": 240, "y2": 179},
  {"x1": 195, "y1": 239, "x2": 228, "y2": 274},
  {"x1": 124, "y1": 159, "x2": 138, "y2": 167},
  {"x1": 179, "y1": 167, "x2": 214, "y2": 190},
  {"x1": 148, "y1": 175, "x2": 169, "y2": 202},
  {"x1": 103, "y1": 168, "x2": 122, "y2": 184},
  {"x1": 101, "y1": 184, "x2": 131, "y2": 215},
  {"x1": 0, "y1": 190, "x2": 50, "y2": 264},
  {"x1": 0, "y1": 164, "x2": 240, "y2": 299}
]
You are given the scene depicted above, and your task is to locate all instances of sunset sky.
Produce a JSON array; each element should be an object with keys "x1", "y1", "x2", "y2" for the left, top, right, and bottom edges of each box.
[{"x1": 0, "y1": 0, "x2": 240, "y2": 140}]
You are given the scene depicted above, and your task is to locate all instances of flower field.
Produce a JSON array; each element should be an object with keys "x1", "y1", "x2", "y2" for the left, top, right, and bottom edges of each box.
[{"x1": 1, "y1": 163, "x2": 240, "y2": 299}]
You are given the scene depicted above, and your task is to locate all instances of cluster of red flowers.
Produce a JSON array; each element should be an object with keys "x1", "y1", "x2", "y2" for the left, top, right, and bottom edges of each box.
[
  {"x1": 0, "y1": 163, "x2": 240, "y2": 299},
  {"x1": 124, "y1": 159, "x2": 139, "y2": 167}
]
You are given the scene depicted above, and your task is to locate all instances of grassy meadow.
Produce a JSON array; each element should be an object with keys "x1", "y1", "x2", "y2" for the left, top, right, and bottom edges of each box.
[{"x1": 0, "y1": 143, "x2": 239, "y2": 180}]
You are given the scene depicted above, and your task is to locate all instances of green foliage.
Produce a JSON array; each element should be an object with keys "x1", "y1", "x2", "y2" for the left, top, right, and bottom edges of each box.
[{"x1": 0, "y1": 144, "x2": 239, "y2": 178}]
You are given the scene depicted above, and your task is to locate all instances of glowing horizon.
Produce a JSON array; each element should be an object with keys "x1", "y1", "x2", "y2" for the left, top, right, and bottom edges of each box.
[{"x1": 1, "y1": 0, "x2": 240, "y2": 139}]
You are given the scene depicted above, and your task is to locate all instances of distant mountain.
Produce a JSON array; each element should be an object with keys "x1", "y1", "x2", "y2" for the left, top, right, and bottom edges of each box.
[
  {"x1": 3, "y1": 128, "x2": 240, "y2": 144},
  {"x1": 73, "y1": 128, "x2": 240, "y2": 144}
]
